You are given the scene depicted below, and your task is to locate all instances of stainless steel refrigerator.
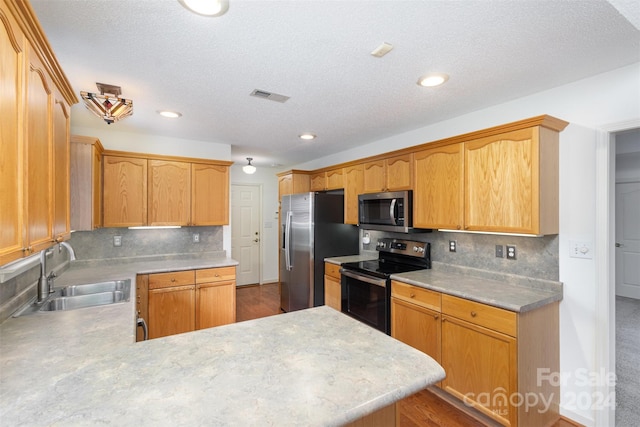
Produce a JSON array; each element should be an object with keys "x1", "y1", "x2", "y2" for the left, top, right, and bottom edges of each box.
[{"x1": 280, "y1": 192, "x2": 359, "y2": 312}]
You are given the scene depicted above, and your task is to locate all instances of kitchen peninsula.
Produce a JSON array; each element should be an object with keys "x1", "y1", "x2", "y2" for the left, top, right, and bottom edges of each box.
[{"x1": 0, "y1": 259, "x2": 444, "y2": 426}]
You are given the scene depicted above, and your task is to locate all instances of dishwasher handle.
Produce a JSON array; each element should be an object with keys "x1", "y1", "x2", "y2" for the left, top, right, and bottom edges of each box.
[{"x1": 136, "y1": 317, "x2": 148, "y2": 341}]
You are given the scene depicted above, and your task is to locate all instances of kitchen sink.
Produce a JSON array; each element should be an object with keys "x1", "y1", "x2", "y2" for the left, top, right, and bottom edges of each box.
[
  {"x1": 41, "y1": 290, "x2": 129, "y2": 311},
  {"x1": 60, "y1": 280, "x2": 129, "y2": 296},
  {"x1": 13, "y1": 279, "x2": 131, "y2": 316}
]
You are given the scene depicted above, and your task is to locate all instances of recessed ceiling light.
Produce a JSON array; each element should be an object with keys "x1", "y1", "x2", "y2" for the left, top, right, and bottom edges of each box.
[
  {"x1": 417, "y1": 73, "x2": 449, "y2": 87},
  {"x1": 178, "y1": 0, "x2": 229, "y2": 17},
  {"x1": 158, "y1": 110, "x2": 182, "y2": 118},
  {"x1": 299, "y1": 133, "x2": 316, "y2": 141}
]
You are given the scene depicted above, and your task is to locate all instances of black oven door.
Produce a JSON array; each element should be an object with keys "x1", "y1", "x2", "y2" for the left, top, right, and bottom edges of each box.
[{"x1": 340, "y1": 269, "x2": 390, "y2": 335}]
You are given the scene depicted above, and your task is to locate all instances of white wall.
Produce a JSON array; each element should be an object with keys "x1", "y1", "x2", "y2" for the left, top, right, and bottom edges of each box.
[
  {"x1": 292, "y1": 62, "x2": 640, "y2": 426},
  {"x1": 229, "y1": 165, "x2": 280, "y2": 284}
]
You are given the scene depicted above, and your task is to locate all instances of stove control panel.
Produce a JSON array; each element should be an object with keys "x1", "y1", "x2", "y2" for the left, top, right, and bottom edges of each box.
[{"x1": 376, "y1": 238, "x2": 428, "y2": 258}]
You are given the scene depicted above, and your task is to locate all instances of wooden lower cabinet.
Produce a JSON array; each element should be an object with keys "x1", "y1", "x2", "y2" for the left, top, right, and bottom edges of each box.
[
  {"x1": 391, "y1": 281, "x2": 559, "y2": 427},
  {"x1": 324, "y1": 262, "x2": 342, "y2": 310},
  {"x1": 196, "y1": 267, "x2": 236, "y2": 329},
  {"x1": 138, "y1": 266, "x2": 236, "y2": 341},
  {"x1": 149, "y1": 285, "x2": 196, "y2": 339}
]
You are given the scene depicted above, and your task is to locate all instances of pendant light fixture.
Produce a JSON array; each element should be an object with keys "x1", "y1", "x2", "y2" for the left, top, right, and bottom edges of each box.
[
  {"x1": 243, "y1": 157, "x2": 256, "y2": 174},
  {"x1": 80, "y1": 83, "x2": 133, "y2": 125}
]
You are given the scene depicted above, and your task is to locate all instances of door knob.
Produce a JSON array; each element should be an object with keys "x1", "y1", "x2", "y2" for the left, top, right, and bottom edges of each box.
[
  {"x1": 615, "y1": 243, "x2": 623, "y2": 247},
  {"x1": 254, "y1": 238, "x2": 260, "y2": 243}
]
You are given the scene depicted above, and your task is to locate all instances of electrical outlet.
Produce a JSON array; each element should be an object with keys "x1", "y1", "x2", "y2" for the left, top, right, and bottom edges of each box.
[
  {"x1": 449, "y1": 240, "x2": 457, "y2": 252},
  {"x1": 193, "y1": 233, "x2": 200, "y2": 243},
  {"x1": 495, "y1": 245, "x2": 504, "y2": 258},
  {"x1": 506, "y1": 245, "x2": 517, "y2": 260},
  {"x1": 113, "y1": 235, "x2": 122, "y2": 247}
]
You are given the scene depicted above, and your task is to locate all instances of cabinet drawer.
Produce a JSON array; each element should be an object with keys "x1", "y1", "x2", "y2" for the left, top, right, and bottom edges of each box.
[
  {"x1": 325, "y1": 263, "x2": 341, "y2": 280},
  {"x1": 442, "y1": 294, "x2": 517, "y2": 337},
  {"x1": 196, "y1": 266, "x2": 236, "y2": 283},
  {"x1": 391, "y1": 281, "x2": 441, "y2": 312},
  {"x1": 148, "y1": 270, "x2": 195, "y2": 289}
]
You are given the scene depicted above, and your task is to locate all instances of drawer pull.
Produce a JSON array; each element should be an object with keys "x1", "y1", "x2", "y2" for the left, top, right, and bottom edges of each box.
[
  {"x1": 470, "y1": 311, "x2": 477, "y2": 317},
  {"x1": 410, "y1": 293, "x2": 416, "y2": 298},
  {"x1": 433, "y1": 314, "x2": 439, "y2": 320},
  {"x1": 171, "y1": 278, "x2": 176, "y2": 282}
]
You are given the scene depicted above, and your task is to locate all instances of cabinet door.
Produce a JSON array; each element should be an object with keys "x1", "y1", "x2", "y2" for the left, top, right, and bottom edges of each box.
[
  {"x1": 344, "y1": 165, "x2": 363, "y2": 225},
  {"x1": 92, "y1": 145, "x2": 102, "y2": 229},
  {"x1": 325, "y1": 168, "x2": 344, "y2": 190},
  {"x1": 391, "y1": 298, "x2": 441, "y2": 363},
  {"x1": 191, "y1": 163, "x2": 229, "y2": 225},
  {"x1": 413, "y1": 144, "x2": 463, "y2": 229},
  {"x1": 25, "y1": 46, "x2": 53, "y2": 254},
  {"x1": 385, "y1": 153, "x2": 412, "y2": 191},
  {"x1": 196, "y1": 281, "x2": 236, "y2": 329},
  {"x1": 324, "y1": 274, "x2": 341, "y2": 310},
  {"x1": 52, "y1": 93, "x2": 70, "y2": 241},
  {"x1": 103, "y1": 156, "x2": 147, "y2": 227},
  {"x1": 148, "y1": 285, "x2": 196, "y2": 339},
  {"x1": 309, "y1": 172, "x2": 326, "y2": 191},
  {"x1": 465, "y1": 128, "x2": 539, "y2": 234},
  {"x1": 363, "y1": 160, "x2": 386, "y2": 193},
  {"x1": 441, "y1": 315, "x2": 517, "y2": 427},
  {"x1": 278, "y1": 174, "x2": 292, "y2": 198},
  {"x1": 0, "y1": 11, "x2": 26, "y2": 264},
  {"x1": 148, "y1": 160, "x2": 191, "y2": 226}
]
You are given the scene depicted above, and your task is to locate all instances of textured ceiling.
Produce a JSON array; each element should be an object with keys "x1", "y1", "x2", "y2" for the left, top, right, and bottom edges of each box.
[{"x1": 30, "y1": 0, "x2": 640, "y2": 169}]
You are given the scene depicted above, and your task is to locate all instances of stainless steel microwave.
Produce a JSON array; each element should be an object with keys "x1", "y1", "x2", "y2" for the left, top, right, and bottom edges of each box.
[{"x1": 358, "y1": 190, "x2": 415, "y2": 233}]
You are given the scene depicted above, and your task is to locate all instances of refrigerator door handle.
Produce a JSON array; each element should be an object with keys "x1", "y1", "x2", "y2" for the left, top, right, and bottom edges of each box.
[{"x1": 285, "y1": 211, "x2": 293, "y2": 271}]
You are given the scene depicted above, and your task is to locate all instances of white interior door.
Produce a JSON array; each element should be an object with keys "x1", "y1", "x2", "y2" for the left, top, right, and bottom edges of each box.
[
  {"x1": 231, "y1": 185, "x2": 261, "y2": 286},
  {"x1": 615, "y1": 181, "x2": 640, "y2": 299}
]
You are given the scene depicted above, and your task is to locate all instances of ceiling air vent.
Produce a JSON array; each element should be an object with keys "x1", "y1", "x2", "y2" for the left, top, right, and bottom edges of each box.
[{"x1": 250, "y1": 89, "x2": 290, "y2": 103}]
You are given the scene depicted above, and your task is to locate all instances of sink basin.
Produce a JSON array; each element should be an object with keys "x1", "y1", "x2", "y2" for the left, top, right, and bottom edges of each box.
[
  {"x1": 13, "y1": 278, "x2": 131, "y2": 316},
  {"x1": 61, "y1": 280, "x2": 129, "y2": 296},
  {"x1": 41, "y1": 290, "x2": 128, "y2": 311}
]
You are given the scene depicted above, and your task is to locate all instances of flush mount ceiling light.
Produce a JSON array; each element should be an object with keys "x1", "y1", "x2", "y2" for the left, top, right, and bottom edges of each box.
[
  {"x1": 157, "y1": 110, "x2": 182, "y2": 118},
  {"x1": 80, "y1": 83, "x2": 133, "y2": 125},
  {"x1": 417, "y1": 73, "x2": 449, "y2": 87},
  {"x1": 178, "y1": 0, "x2": 229, "y2": 17},
  {"x1": 299, "y1": 133, "x2": 316, "y2": 141},
  {"x1": 243, "y1": 157, "x2": 256, "y2": 174}
]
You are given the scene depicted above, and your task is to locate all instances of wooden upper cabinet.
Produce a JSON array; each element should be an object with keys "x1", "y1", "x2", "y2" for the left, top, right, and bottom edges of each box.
[
  {"x1": 0, "y1": 1, "x2": 77, "y2": 264},
  {"x1": 413, "y1": 143, "x2": 464, "y2": 230},
  {"x1": 0, "y1": 7, "x2": 25, "y2": 265},
  {"x1": 363, "y1": 153, "x2": 412, "y2": 193},
  {"x1": 70, "y1": 135, "x2": 103, "y2": 231},
  {"x1": 344, "y1": 164, "x2": 364, "y2": 225},
  {"x1": 25, "y1": 46, "x2": 53, "y2": 254},
  {"x1": 103, "y1": 156, "x2": 148, "y2": 227},
  {"x1": 52, "y1": 92, "x2": 71, "y2": 241},
  {"x1": 277, "y1": 171, "x2": 310, "y2": 198},
  {"x1": 309, "y1": 171, "x2": 326, "y2": 191},
  {"x1": 191, "y1": 163, "x2": 229, "y2": 226},
  {"x1": 464, "y1": 126, "x2": 558, "y2": 234},
  {"x1": 148, "y1": 160, "x2": 191, "y2": 226},
  {"x1": 325, "y1": 168, "x2": 344, "y2": 190}
]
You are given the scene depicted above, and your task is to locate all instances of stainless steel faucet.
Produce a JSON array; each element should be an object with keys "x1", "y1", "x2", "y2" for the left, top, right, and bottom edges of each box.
[
  {"x1": 38, "y1": 248, "x2": 53, "y2": 303},
  {"x1": 59, "y1": 241, "x2": 76, "y2": 261}
]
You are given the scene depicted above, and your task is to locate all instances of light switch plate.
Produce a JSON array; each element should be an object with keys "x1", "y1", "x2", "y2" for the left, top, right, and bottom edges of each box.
[{"x1": 569, "y1": 240, "x2": 593, "y2": 259}]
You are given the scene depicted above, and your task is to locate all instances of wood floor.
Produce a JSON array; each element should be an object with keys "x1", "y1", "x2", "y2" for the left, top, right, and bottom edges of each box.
[{"x1": 235, "y1": 283, "x2": 580, "y2": 427}]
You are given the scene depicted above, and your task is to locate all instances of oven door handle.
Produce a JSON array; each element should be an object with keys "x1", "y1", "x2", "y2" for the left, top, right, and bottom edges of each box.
[{"x1": 340, "y1": 269, "x2": 387, "y2": 288}]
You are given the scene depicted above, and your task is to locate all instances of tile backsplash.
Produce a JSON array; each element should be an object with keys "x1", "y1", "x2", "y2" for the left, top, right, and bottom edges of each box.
[
  {"x1": 361, "y1": 229, "x2": 559, "y2": 281},
  {"x1": 68, "y1": 226, "x2": 223, "y2": 260}
]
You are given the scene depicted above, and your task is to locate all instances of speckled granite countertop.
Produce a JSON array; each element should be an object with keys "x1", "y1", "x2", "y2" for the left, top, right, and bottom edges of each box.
[
  {"x1": 391, "y1": 262, "x2": 562, "y2": 313},
  {"x1": 0, "y1": 258, "x2": 444, "y2": 426}
]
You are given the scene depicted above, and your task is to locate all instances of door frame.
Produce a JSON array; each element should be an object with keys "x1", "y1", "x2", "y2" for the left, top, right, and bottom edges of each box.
[
  {"x1": 230, "y1": 183, "x2": 263, "y2": 285},
  {"x1": 594, "y1": 118, "x2": 640, "y2": 426}
]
